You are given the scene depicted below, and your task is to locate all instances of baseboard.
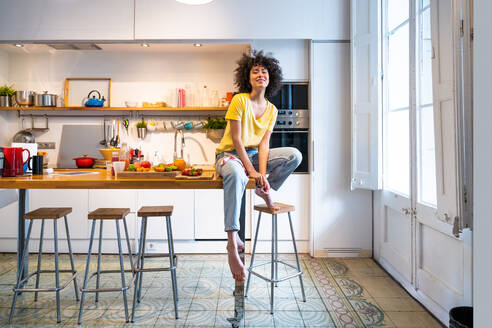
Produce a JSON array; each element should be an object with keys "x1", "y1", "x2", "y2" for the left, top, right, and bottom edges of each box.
[{"x1": 313, "y1": 248, "x2": 372, "y2": 258}]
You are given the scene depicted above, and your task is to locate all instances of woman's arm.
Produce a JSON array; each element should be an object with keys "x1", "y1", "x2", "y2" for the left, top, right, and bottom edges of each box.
[
  {"x1": 257, "y1": 130, "x2": 272, "y2": 191},
  {"x1": 229, "y1": 120, "x2": 266, "y2": 187}
]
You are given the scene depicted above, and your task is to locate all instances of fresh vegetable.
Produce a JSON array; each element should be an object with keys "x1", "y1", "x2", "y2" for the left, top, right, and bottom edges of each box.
[
  {"x1": 127, "y1": 164, "x2": 136, "y2": 171},
  {"x1": 140, "y1": 161, "x2": 151, "y2": 169},
  {"x1": 182, "y1": 168, "x2": 203, "y2": 176},
  {"x1": 203, "y1": 117, "x2": 227, "y2": 130}
]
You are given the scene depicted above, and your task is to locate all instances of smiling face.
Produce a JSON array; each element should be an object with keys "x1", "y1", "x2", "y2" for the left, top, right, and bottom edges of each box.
[{"x1": 249, "y1": 64, "x2": 269, "y2": 91}]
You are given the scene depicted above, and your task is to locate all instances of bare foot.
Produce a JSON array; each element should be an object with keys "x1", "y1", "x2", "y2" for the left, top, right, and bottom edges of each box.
[
  {"x1": 236, "y1": 234, "x2": 245, "y2": 253},
  {"x1": 226, "y1": 243, "x2": 246, "y2": 281},
  {"x1": 255, "y1": 187, "x2": 280, "y2": 210}
]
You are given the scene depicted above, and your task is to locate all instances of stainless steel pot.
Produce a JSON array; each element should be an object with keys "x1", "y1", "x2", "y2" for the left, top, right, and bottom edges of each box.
[
  {"x1": 34, "y1": 91, "x2": 57, "y2": 107},
  {"x1": 0, "y1": 96, "x2": 13, "y2": 107},
  {"x1": 15, "y1": 91, "x2": 35, "y2": 106}
]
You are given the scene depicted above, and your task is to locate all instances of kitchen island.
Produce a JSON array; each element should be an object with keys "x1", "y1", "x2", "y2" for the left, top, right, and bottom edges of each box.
[{"x1": 0, "y1": 169, "x2": 255, "y2": 327}]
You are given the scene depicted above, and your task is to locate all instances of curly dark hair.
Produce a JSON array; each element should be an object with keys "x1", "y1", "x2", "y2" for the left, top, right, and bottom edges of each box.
[{"x1": 234, "y1": 49, "x2": 283, "y2": 99}]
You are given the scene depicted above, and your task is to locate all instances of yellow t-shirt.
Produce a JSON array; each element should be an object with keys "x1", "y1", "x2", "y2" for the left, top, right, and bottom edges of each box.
[{"x1": 216, "y1": 93, "x2": 278, "y2": 155}]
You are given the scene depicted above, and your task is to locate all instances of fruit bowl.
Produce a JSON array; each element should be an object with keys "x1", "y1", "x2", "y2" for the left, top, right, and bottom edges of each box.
[{"x1": 99, "y1": 148, "x2": 120, "y2": 161}]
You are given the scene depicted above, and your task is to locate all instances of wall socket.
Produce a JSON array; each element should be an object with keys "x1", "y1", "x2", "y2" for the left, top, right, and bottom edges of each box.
[{"x1": 37, "y1": 142, "x2": 55, "y2": 149}]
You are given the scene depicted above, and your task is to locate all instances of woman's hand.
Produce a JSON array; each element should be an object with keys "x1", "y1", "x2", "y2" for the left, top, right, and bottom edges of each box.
[{"x1": 249, "y1": 170, "x2": 270, "y2": 192}]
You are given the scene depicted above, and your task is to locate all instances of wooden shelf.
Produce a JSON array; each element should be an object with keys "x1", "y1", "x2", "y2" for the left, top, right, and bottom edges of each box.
[{"x1": 0, "y1": 106, "x2": 228, "y2": 111}]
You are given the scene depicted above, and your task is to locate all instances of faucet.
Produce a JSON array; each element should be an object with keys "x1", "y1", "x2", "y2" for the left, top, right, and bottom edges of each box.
[{"x1": 174, "y1": 129, "x2": 185, "y2": 161}]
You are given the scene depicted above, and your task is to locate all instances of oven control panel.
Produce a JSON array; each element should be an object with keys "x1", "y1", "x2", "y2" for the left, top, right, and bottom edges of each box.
[{"x1": 275, "y1": 110, "x2": 309, "y2": 129}]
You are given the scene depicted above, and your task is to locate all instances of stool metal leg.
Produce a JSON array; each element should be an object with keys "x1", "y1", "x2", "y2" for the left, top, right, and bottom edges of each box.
[
  {"x1": 95, "y1": 220, "x2": 104, "y2": 302},
  {"x1": 53, "y1": 219, "x2": 61, "y2": 323},
  {"x1": 166, "y1": 216, "x2": 178, "y2": 319},
  {"x1": 64, "y1": 215, "x2": 79, "y2": 301},
  {"x1": 167, "y1": 215, "x2": 178, "y2": 302},
  {"x1": 131, "y1": 217, "x2": 146, "y2": 322},
  {"x1": 245, "y1": 212, "x2": 262, "y2": 297},
  {"x1": 9, "y1": 220, "x2": 33, "y2": 324},
  {"x1": 78, "y1": 220, "x2": 96, "y2": 325},
  {"x1": 34, "y1": 219, "x2": 45, "y2": 302},
  {"x1": 137, "y1": 217, "x2": 148, "y2": 302},
  {"x1": 274, "y1": 214, "x2": 279, "y2": 287},
  {"x1": 116, "y1": 220, "x2": 130, "y2": 322},
  {"x1": 123, "y1": 217, "x2": 135, "y2": 274},
  {"x1": 288, "y1": 212, "x2": 306, "y2": 302},
  {"x1": 270, "y1": 214, "x2": 275, "y2": 314}
]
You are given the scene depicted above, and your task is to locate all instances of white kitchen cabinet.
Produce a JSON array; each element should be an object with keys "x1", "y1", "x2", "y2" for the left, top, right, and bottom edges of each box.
[
  {"x1": 250, "y1": 40, "x2": 309, "y2": 81},
  {"x1": 252, "y1": 174, "x2": 310, "y2": 241},
  {"x1": 0, "y1": 0, "x2": 134, "y2": 41},
  {"x1": 0, "y1": 200, "x2": 19, "y2": 239},
  {"x1": 29, "y1": 189, "x2": 89, "y2": 240},
  {"x1": 194, "y1": 189, "x2": 252, "y2": 240},
  {"x1": 135, "y1": 0, "x2": 349, "y2": 40},
  {"x1": 136, "y1": 190, "x2": 195, "y2": 241},
  {"x1": 311, "y1": 41, "x2": 372, "y2": 257}
]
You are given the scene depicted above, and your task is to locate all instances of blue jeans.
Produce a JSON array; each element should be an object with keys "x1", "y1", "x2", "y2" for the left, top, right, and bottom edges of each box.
[{"x1": 215, "y1": 147, "x2": 302, "y2": 231}]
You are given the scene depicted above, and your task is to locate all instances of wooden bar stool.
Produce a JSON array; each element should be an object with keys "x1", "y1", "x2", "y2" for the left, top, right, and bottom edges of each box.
[
  {"x1": 9, "y1": 207, "x2": 79, "y2": 324},
  {"x1": 131, "y1": 206, "x2": 178, "y2": 322},
  {"x1": 78, "y1": 208, "x2": 136, "y2": 324},
  {"x1": 245, "y1": 202, "x2": 306, "y2": 314}
]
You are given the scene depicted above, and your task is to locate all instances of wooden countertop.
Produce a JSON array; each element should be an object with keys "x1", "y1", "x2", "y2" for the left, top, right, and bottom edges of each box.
[{"x1": 0, "y1": 169, "x2": 256, "y2": 190}]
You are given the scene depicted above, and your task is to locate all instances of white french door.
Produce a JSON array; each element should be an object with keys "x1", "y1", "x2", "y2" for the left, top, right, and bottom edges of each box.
[
  {"x1": 378, "y1": 0, "x2": 472, "y2": 324},
  {"x1": 380, "y1": 0, "x2": 413, "y2": 285}
]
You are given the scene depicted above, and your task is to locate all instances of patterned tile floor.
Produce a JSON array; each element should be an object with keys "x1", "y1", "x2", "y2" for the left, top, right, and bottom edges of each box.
[{"x1": 0, "y1": 253, "x2": 444, "y2": 327}]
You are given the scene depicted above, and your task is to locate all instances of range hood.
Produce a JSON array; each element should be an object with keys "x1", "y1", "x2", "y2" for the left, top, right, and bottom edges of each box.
[{"x1": 47, "y1": 43, "x2": 102, "y2": 50}]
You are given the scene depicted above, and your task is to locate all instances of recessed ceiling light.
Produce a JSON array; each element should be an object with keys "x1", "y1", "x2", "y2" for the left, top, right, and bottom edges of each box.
[
  {"x1": 141, "y1": 43, "x2": 150, "y2": 48},
  {"x1": 176, "y1": 0, "x2": 214, "y2": 5},
  {"x1": 194, "y1": 43, "x2": 202, "y2": 47},
  {"x1": 14, "y1": 44, "x2": 23, "y2": 48}
]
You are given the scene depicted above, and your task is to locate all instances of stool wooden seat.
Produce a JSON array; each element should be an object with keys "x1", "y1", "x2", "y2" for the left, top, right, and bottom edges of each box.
[
  {"x1": 254, "y1": 202, "x2": 295, "y2": 214},
  {"x1": 88, "y1": 208, "x2": 130, "y2": 220},
  {"x1": 24, "y1": 207, "x2": 72, "y2": 220},
  {"x1": 137, "y1": 206, "x2": 173, "y2": 217}
]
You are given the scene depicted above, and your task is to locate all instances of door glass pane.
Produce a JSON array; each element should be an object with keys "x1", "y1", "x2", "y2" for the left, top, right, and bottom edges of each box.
[
  {"x1": 417, "y1": 5, "x2": 436, "y2": 206},
  {"x1": 386, "y1": 109, "x2": 410, "y2": 195},
  {"x1": 388, "y1": 0, "x2": 409, "y2": 31},
  {"x1": 388, "y1": 24, "x2": 410, "y2": 110},
  {"x1": 417, "y1": 105, "x2": 436, "y2": 205}
]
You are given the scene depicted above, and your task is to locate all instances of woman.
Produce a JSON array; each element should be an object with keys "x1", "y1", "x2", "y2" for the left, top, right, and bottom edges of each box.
[{"x1": 215, "y1": 50, "x2": 302, "y2": 281}]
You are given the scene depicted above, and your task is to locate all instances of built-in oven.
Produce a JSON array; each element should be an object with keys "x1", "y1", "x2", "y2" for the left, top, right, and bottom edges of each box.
[{"x1": 270, "y1": 82, "x2": 310, "y2": 173}]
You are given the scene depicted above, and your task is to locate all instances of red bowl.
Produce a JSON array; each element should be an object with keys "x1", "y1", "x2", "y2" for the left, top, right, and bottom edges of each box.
[{"x1": 72, "y1": 155, "x2": 97, "y2": 168}]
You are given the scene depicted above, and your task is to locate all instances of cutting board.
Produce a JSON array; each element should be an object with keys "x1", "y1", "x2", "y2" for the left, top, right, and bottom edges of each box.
[
  {"x1": 117, "y1": 171, "x2": 180, "y2": 179},
  {"x1": 175, "y1": 171, "x2": 215, "y2": 180}
]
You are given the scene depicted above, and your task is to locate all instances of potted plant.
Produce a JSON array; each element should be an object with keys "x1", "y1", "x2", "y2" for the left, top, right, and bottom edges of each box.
[
  {"x1": 203, "y1": 117, "x2": 227, "y2": 141},
  {"x1": 136, "y1": 120, "x2": 147, "y2": 139},
  {"x1": 0, "y1": 85, "x2": 16, "y2": 107}
]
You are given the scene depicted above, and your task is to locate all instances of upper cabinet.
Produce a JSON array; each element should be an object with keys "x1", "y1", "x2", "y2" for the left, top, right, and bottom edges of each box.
[
  {"x1": 0, "y1": 0, "x2": 134, "y2": 41},
  {"x1": 135, "y1": 0, "x2": 349, "y2": 40}
]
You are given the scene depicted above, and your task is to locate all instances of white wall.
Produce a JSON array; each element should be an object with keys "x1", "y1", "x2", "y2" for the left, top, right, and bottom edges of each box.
[
  {"x1": 473, "y1": 0, "x2": 491, "y2": 325},
  {"x1": 0, "y1": 51, "x2": 9, "y2": 145}
]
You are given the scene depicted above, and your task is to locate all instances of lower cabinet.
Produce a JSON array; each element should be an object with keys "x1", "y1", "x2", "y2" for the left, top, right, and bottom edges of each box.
[
  {"x1": 0, "y1": 181, "x2": 310, "y2": 254},
  {"x1": 194, "y1": 189, "x2": 252, "y2": 240}
]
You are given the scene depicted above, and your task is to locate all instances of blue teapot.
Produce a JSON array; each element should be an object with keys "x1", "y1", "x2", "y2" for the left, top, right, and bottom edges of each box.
[{"x1": 85, "y1": 90, "x2": 105, "y2": 107}]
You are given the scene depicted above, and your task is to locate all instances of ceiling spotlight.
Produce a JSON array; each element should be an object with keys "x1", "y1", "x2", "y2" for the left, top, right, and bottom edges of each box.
[
  {"x1": 14, "y1": 44, "x2": 23, "y2": 48},
  {"x1": 176, "y1": 0, "x2": 214, "y2": 5},
  {"x1": 141, "y1": 43, "x2": 150, "y2": 48},
  {"x1": 193, "y1": 43, "x2": 202, "y2": 47}
]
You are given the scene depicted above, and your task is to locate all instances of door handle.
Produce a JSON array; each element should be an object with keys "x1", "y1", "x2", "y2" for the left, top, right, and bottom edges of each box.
[{"x1": 401, "y1": 208, "x2": 410, "y2": 215}]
